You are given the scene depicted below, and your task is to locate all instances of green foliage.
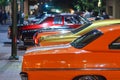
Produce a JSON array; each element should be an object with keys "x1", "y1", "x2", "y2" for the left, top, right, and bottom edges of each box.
[
  {"x1": 0, "y1": 0, "x2": 10, "y2": 6},
  {"x1": 73, "y1": 0, "x2": 106, "y2": 12},
  {"x1": 49, "y1": 0, "x2": 106, "y2": 13}
]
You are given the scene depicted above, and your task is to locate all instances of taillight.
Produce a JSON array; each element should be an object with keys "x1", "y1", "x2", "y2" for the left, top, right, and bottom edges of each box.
[
  {"x1": 33, "y1": 32, "x2": 39, "y2": 45},
  {"x1": 20, "y1": 72, "x2": 28, "y2": 80}
]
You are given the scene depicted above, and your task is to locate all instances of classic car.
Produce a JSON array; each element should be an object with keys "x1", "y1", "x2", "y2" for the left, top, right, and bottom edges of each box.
[
  {"x1": 33, "y1": 26, "x2": 74, "y2": 44},
  {"x1": 20, "y1": 24, "x2": 120, "y2": 80},
  {"x1": 34, "y1": 19, "x2": 120, "y2": 46},
  {"x1": 8, "y1": 13, "x2": 89, "y2": 46},
  {"x1": 27, "y1": 13, "x2": 45, "y2": 24}
]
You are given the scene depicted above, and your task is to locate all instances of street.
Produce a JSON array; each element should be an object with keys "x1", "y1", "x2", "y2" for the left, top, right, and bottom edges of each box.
[{"x1": 0, "y1": 24, "x2": 25, "y2": 80}]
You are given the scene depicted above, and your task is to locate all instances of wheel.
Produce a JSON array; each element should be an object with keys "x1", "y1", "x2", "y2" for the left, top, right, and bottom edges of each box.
[
  {"x1": 77, "y1": 75, "x2": 98, "y2": 80},
  {"x1": 73, "y1": 75, "x2": 106, "y2": 80}
]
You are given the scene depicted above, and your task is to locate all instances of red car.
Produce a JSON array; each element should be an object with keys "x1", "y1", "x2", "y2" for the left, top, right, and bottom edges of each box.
[{"x1": 8, "y1": 13, "x2": 89, "y2": 46}]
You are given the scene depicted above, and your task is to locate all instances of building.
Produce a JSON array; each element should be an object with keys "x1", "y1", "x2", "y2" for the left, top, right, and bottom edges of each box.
[{"x1": 106, "y1": 0, "x2": 120, "y2": 18}]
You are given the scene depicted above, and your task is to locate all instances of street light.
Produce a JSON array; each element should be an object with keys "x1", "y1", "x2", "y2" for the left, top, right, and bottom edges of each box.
[
  {"x1": 45, "y1": 4, "x2": 49, "y2": 8},
  {"x1": 98, "y1": 0, "x2": 101, "y2": 16}
]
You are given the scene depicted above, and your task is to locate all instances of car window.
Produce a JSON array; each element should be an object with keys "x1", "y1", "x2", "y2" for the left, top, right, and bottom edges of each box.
[
  {"x1": 78, "y1": 16, "x2": 91, "y2": 23},
  {"x1": 35, "y1": 14, "x2": 51, "y2": 24},
  {"x1": 71, "y1": 22, "x2": 92, "y2": 34},
  {"x1": 64, "y1": 16, "x2": 74, "y2": 24},
  {"x1": 71, "y1": 29, "x2": 103, "y2": 48},
  {"x1": 109, "y1": 37, "x2": 120, "y2": 49},
  {"x1": 53, "y1": 16, "x2": 62, "y2": 24}
]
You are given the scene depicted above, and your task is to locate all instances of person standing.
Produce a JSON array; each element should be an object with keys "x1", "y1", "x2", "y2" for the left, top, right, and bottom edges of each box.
[
  {"x1": 2, "y1": 10, "x2": 8, "y2": 24},
  {"x1": 20, "y1": 11, "x2": 25, "y2": 24},
  {"x1": 83, "y1": 10, "x2": 91, "y2": 18},
  {"x1": 17, "y1": 11, "x2": 20, "y2": 24},
  {"x1": 102, "y1": 12, "x2": 110, "y2": 19},
  {"x1": 0, "y1": 9, "x2": 3, "y2": 24}
]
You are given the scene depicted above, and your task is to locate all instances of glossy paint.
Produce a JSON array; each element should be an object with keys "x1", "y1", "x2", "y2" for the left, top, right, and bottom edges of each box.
[
  {"x1": 34, "y1": 30, "x2": 70, "y2": 45},
  {"x1": 8, "y1": 14, "x2": 86, "y2": 40},
  {"x1": 37, "y1": 19, "x2": 120, "y2": 46},
  {"x1": 21, "y1": 24, "x2": 120, "y2": 80},
  {"x1": 21, "y1": 15, "x2": 83, "y2": 30}
]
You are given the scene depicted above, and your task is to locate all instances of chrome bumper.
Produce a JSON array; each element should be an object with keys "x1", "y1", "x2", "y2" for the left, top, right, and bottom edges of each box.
[{"x1": 20, "y1": 72, "x2": 28, "y2": 80}]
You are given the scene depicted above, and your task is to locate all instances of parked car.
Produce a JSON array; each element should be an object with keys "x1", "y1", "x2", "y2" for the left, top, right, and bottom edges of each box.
[
  {"x1": 34, "y1": 19, "x2": 120, "y2": 46},
  {"x1": 27, "y1": 13, "x2": 45, "y2": 24},
  {"x1": 20, "y1": 24, "x2": 120, "y2": 80},
  {"x1": 33, "y1": 26, "x2": 74, "y2": 44},
  {"x1": 8, "y1": 13, "x2": 89, "y2": 46}
]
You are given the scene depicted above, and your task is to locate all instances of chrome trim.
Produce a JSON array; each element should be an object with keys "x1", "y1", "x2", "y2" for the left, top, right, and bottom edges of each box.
[
  {"x1": 20, "y1": 72, "x2": 28, "y2": 80},
  {"x1": 24, "y1": 68, "x2": 120, "y2": 71}
]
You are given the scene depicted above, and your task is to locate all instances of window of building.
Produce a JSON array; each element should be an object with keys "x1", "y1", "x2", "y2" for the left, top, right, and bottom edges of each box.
[{"x1": 108, "y1": 6, "x2": 113, "y2": 16}]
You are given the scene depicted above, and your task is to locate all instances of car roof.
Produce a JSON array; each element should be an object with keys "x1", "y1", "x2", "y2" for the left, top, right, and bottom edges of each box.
[
  {"x1": 52, "y1": 13, "x2": 78, "y2": 17},
  {"x1": 97, "y1": 24, "x2": 120, "y2": 32},
  {"x1": 83, "y1": 24, "x2": 120, "y2": 51}
]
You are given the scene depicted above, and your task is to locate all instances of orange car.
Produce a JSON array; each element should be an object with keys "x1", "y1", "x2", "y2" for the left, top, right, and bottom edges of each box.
[{"x1": 20, "y1": 24, "x2": 120, "y2": 80}]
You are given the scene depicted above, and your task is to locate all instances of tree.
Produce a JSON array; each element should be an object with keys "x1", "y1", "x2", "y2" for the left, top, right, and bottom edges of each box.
[
  {"x1": 0, "y1": 0, "x2": 10, "y2": 9},
  {"x1": 52, "y1": 0, "x2": 74, "y2": 12},
  {"x1": 52, "y1": 0, "x2": 106, "y2": 13},
  {"x1": 73, "y1": 0, "x2": 106, "y2": 12}
]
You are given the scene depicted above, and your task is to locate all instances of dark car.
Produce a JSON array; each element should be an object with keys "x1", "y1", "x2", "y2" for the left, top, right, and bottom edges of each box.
[{"x1": 8, "y1": 13, "x2": 89, "y2": 46}]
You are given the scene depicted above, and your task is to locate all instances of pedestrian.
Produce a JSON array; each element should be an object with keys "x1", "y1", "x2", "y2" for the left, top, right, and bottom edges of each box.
[
  {"x1": 2, "y1": 10, "x2": 8, "y2": 24},
  {"x1": 0, "y1": 9, "x2": 3, "y2": 24},
  {"x1": 83, "y1": 10, "x2": 91, "y2": 18},
  {"x1": 102, "y1": 12, "x2": 109, "y2": 19},
  {"x1": 17, "y1": 11, "x2": 20, "y2": 24},
  {"x1": 21, "y1": 11, "x2": 25, "y2": 24}
]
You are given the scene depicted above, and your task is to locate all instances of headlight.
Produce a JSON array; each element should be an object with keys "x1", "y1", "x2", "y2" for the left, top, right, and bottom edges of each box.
[{"x1": 20, "y1": 72, "x2": 28, "y2": 80}]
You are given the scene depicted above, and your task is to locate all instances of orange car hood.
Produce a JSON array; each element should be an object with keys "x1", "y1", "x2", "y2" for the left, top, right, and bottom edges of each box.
[
  {"x1": 25, "y1": 44, "x2": 88, "y2": 55},
  {"x1": 26, "y1": 44, "x2": 71, "y2": 54}
]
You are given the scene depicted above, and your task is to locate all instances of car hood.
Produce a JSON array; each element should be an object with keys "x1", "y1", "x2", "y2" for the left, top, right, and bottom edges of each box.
[
  {"x1": 25, "y1": 43, "x2": 90, "y2": 57},
  {"x1": 41, "y1": 31, "x2": 73, "y2": 40},
  {"x1": 25, "y1": 44, "x2": 71, "y2": 54},
  {"x1": 92, "y1": 19, "x2": 120, "y2": 25},
  {"x1": 20, "y1": 24, "x2": 43, "y2": 30}
]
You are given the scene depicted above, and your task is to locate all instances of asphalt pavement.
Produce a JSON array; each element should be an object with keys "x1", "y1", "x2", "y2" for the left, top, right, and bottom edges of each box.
[{"x1": 0, "y1": 22, "x2": 25, "y2": 80}]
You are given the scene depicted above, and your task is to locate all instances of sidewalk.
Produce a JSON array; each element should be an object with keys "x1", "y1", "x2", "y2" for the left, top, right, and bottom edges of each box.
[
  {"x1": 0, "y1": 43, "x2": 23, "y2": 80},
  {"x1": 0, "y1": 22, "x2": 24, "y2": 80}
]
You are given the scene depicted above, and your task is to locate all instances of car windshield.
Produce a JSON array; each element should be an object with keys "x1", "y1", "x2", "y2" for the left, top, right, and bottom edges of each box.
[
  {"x1": 78, "y1": 16, "x2": 91, "y2": 23},
  {"x1": 64, "y1": 15, "x2": 90, "y2": 25},
  {"x1": 70, "y1": 29, "x2": 103, "y2": 48},
  {"x1": 35, "y1": 14, "x2": 51, "y2": 24},
  {"x1": 71, "y1": 22, "x2": 92, "y2": 33}
]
